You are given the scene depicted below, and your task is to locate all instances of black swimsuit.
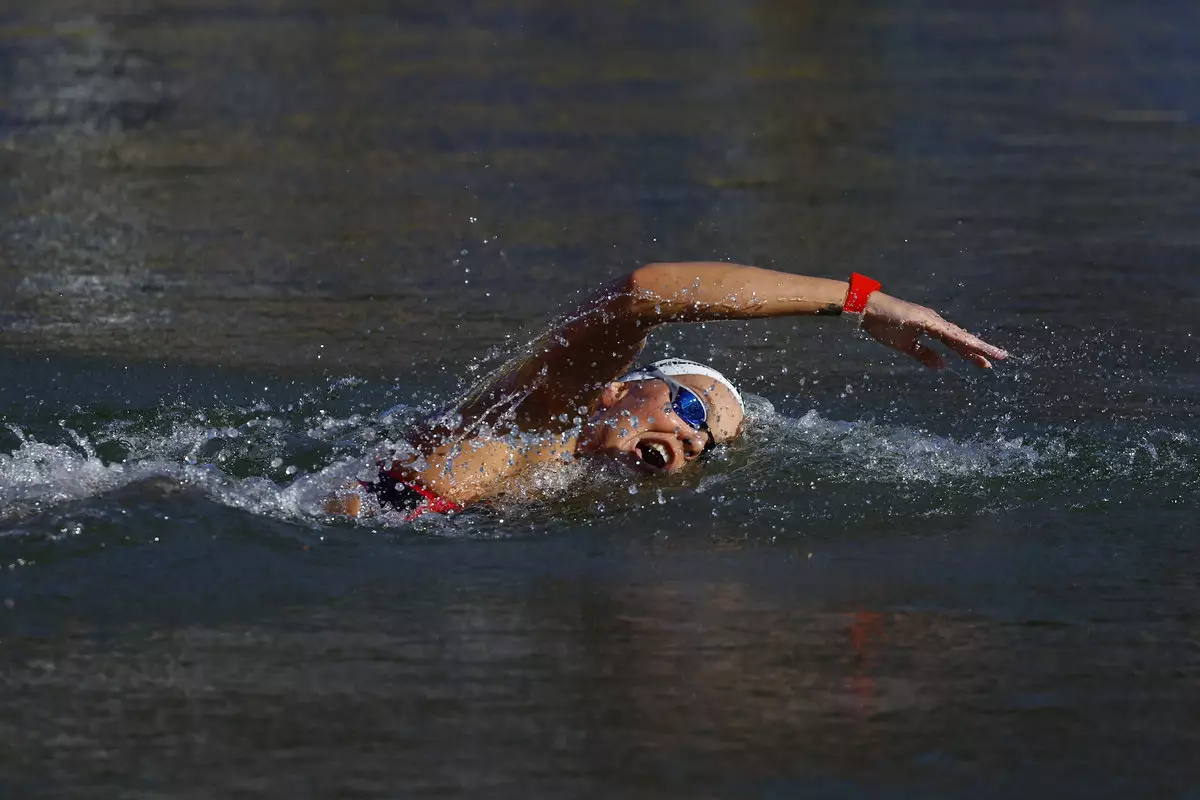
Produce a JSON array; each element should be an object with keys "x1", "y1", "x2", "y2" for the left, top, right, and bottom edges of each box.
[{"x1": 360, "y1": 465, "x2": 462, "y2": 520}]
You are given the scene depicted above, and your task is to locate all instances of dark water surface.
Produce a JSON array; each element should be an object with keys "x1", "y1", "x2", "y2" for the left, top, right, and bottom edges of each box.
[{"x1": 2, "y1": 0, "x2": 1199, "y2": 796}]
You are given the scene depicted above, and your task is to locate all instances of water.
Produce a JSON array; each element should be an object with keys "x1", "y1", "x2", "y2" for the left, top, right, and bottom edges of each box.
[{"x1": 2, "y1": 0, "x2": 1199, "y2": 796}]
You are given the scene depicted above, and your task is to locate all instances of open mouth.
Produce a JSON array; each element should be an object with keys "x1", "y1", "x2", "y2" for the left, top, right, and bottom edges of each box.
[{"x1": 634, "y1": 440, "x2": 671, "y2": 470}]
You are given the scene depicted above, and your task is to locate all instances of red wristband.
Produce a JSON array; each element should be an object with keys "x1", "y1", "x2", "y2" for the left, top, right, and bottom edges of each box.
[{"x1": 843, "y1": 273, "x2": 882, "y2": 314}]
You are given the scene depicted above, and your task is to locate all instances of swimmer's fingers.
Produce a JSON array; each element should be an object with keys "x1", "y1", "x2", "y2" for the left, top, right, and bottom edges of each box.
[
  {"x1": 909, "y1": 340, "x2": 946, "y2": 370},
  {"x1": 923, "y1": 317, "x2": 1009, "y2": 369},
  {"x1": 861, "y1": 318, "x2": 945, "y2": 370},
  {"x1": 862, "y1": 294, "x2": 1009, "y2": 370}
]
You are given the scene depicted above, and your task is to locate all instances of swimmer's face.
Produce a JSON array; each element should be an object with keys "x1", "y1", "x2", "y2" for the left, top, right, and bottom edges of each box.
[{"x1": 578, "y1": 373, "x2": 745, "y2": 473}]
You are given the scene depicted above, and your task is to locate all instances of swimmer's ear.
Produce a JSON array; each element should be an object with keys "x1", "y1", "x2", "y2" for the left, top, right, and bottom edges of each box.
[{"x1": 598, "y1": 381, "x2": 627, "y2": 410}]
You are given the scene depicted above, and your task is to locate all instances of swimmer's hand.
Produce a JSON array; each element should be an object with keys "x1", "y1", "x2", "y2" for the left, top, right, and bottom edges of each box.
[
  {"x1": 324, "y1": 489, "x2": 362, "y2": 517},
  {"x1": 863, "y1": 293, "x2": 1009, "y2": 369}
]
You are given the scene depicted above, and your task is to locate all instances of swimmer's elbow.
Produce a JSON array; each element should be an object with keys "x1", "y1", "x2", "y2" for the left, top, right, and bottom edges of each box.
[
  {"x1": 626, "y1": 263, "x2": 664, "y2": 297},
  {"x1": 583, "y1": 270, "x2": 646, "y2": 322},
  {"x1": 625, "y1": 263, "x2": 714, "y2": 322},
  {"x1": 585, "y1": 264, "x2": 696, "y2": 326},
  {"x1": 622, "y1": 264, "x2": 679, "y2": 320}
]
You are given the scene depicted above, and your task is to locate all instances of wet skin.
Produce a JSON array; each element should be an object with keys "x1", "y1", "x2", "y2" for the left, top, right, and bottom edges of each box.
[
  {"x1": 325, "y1": 262, "x2": 1007, "y2": 515},
  {"x1": 577, "y1": 375, "x2": 745, "y2": 473},
  {"x1": 323, "y1": 373, "x2": 743, "y2": 516}
]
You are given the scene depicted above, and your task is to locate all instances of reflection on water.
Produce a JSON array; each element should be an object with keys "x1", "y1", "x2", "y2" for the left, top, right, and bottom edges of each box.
[
  {"x1": 1, "y1": 0, "x2": 1199, "y2": 797},
  {"x1": 4, "y1": 526, "x2": 1199, "y2": 795}
]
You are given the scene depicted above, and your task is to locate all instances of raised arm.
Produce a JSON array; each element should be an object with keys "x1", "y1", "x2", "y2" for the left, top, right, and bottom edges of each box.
[
  {"x1": 627, "y1": 263, "x2": 1007, "y2": 371},
  {"x1": 448, "y1": 262, "x2": 1007, "y2": 433},
  {"x1": 627, "y1": 261, "x2": 857, "y2": 321}
]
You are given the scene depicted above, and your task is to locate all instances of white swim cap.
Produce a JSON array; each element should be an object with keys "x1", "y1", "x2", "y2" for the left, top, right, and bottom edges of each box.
[{"x1": 619, "y1": 358, "x2": 744, "y2": 413}]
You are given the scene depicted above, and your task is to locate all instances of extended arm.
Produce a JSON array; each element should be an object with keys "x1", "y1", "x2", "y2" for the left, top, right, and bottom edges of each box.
[
  {"x1": 626, "y1": 262, "x2": 1007, "y2": 370},
  {"x1": 626, "y1": 261, "x2": 856, "y2": 321},
  {"x1": 450, "y1": 262, "x2": 1007, "y2": 432}
]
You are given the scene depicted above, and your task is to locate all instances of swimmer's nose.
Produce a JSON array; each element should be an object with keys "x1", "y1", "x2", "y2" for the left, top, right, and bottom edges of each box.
[{"x1": 680, "y1": 429, "x2": 707, "y2": 460}]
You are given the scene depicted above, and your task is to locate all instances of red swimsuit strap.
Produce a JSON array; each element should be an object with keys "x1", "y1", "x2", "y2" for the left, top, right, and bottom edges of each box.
[
  {"x1": 403, "y1": 480, "x2": 462, "y2": 517},
  {"x1": 382, "y1": 465, "x2": 462, "y2": 519}
]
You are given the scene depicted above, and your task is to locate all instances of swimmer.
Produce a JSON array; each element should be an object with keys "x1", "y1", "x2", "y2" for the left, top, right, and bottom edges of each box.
[{"x1": 324, "y1": 262, "x2": 1008, "y2": 518}]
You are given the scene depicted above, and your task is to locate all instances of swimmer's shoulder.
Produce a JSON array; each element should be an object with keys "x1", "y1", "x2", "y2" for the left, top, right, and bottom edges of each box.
[{"x1": 412, "y1": 429, "x2": 578, "y2": 505}]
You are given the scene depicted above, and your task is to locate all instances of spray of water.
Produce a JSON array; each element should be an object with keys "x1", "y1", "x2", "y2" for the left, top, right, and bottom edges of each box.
[{"x1": 0, "y1": 383, "x2": 1194, "y2": 538}]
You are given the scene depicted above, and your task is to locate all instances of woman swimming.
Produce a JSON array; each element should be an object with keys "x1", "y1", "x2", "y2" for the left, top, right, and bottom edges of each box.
[{"x1": 325, "y1": 262, "x2": 1008, "y2": 518}]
